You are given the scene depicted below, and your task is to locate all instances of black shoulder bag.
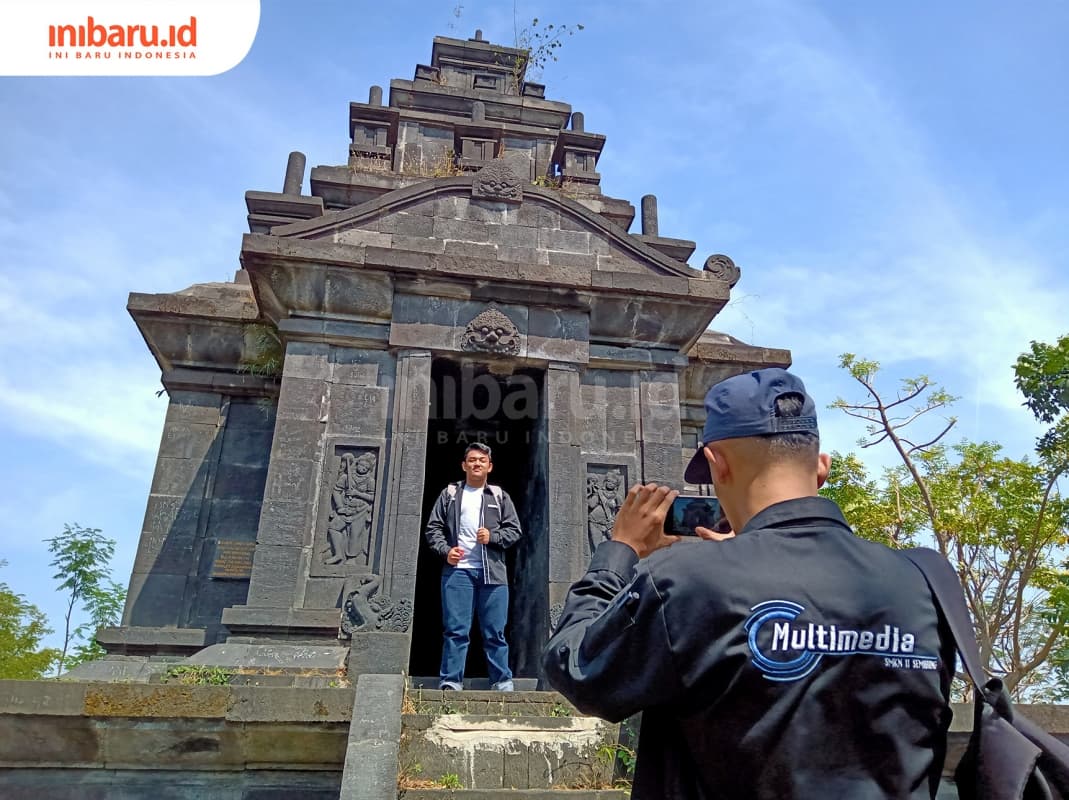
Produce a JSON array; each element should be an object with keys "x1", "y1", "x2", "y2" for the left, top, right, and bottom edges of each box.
[{"x1": 904, "y1": 547, "x2": 1069, "y2": 800}]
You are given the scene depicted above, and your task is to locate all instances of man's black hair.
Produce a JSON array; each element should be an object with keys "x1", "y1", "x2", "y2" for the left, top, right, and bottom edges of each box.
[
  {"x1": 464, "y1": 442, "x2": 492, "y2": 459},
  {"x1": 761, "y1": 393, "x2": 819, "y2": 458}
]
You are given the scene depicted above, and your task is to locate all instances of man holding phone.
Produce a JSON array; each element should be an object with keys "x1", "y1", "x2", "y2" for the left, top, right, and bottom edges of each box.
[{"x1": 542, "y1": 368, "x2": 954, "y2": 799}]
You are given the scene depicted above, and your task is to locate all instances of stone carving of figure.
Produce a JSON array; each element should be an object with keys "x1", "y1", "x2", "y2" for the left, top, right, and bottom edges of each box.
[
  {"x1": 587, "y1": 469, "x2": 624, "y2": 553},
  {"x1": 461, "y1": 306, "x2": 521, "y2": 356},
  {"x1": 325, "y1": 451, "x2": 377, "y2": 565},
  {"x1": 340, "y1": 573, "x2": 413, "y2": 636}
]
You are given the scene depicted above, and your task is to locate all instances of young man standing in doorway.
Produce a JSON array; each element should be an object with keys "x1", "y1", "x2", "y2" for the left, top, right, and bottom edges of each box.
[{"x1": 424, "y1": 442, "x2": 523, "y2": 691}]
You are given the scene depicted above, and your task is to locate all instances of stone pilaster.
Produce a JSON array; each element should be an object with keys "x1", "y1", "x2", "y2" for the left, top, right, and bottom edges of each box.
[
  {"x1": 640, "y1": 372, "x2": 684, "y2": 486},
  {"x1": 545, "y1": 363, "x2": 584, "y2": 619}
]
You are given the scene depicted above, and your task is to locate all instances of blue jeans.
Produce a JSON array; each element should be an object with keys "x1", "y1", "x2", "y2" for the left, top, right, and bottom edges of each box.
[{"x1": 439, "y1": 567, "x2": 512, "y2": 689}]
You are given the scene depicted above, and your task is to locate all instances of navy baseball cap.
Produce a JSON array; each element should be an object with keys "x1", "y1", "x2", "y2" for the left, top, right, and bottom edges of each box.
[{"x1": 684, "y1": 368, "x2": 819, "y2": 484}]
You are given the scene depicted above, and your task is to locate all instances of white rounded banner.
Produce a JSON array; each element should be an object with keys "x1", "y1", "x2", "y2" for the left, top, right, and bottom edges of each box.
[{"x1": 0, "y1": 0, "x2": 261, "y2": 76}]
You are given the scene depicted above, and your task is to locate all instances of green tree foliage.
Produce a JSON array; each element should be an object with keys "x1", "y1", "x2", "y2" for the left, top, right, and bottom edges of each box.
[
  {"x1": 820, "y1": 453, "x2": 925, "y2": 548},
  {"x1": 45, "y1": 524, "x2": 126, "y2": 675},
  {"x1": 831, "y1": 354, "x2": 1069, "y2": 698},
  {"x1": 0, "y1": 560, "x2": 58, "y2": 679},
  {"x1": 1015, "y1": 335, "x2": 1069, "y2": 697}
]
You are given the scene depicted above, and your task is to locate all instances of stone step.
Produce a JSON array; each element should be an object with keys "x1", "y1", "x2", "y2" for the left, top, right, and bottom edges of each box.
[
  {"x1": 404, "y1": 687, "x2": 578, "y2": 718},
  {"x1": 399, "y1": 711, "x2": 628, "y2": 792},
  {"x1": 399, "y1": 791, "x2": 629, "y2": 799}
]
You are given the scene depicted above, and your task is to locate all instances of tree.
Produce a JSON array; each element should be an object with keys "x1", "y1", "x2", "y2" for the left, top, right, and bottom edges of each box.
[
  {"x1": 1015, "y1": 334, "x2": 1069, "y2": 696},
  {"x1": 831, "y1": 354, "x2": 1069, "y2": 698},
  {"x1": 45, "y1": 524, "x2": 126, "y2": 675},
  {"x1": 0, "y1": 561, "x2": 58, "y2": 679}
]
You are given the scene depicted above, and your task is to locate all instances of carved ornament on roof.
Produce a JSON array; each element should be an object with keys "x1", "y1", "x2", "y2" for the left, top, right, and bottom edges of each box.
[
  {"x1": 472, "y1": 162, "x2": 522, "y2": 203},
  {"x1": 703, "y1": 254, "x2": 741, "y2": 287}
]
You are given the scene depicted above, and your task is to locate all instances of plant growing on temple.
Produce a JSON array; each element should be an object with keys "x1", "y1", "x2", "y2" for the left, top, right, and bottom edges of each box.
[
  {"x1": 510, "y1": 16, "x2": 583, "y2": 88},
  {"x1": 240, "y1": 322, "x2": 283, "y2": 377},
  {"x1": 0, "y1": 560, "x2": 59, "y2": 679},
  {"x1": 830, "y1": 354, "x2": 1069, "y2": 698},
  {"x1": 45, "y1": 524, "x2": 126, "y2": 675}
]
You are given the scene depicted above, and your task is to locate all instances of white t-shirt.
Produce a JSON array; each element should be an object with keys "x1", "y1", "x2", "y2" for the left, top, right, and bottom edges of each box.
[{"x1": 456, "y1": 484, "x2": 484, "y2": 570}]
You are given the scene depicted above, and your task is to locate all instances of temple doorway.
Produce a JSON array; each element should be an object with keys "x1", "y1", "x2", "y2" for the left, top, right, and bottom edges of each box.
[{"x1": 409, "y1": 358, "x2": 547, "y2": 683}]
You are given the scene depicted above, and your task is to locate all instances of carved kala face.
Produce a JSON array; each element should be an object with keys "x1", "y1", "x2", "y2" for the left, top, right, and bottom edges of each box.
[{"x1": 462, "y1": 307, "x2": 520, "y2": 355}]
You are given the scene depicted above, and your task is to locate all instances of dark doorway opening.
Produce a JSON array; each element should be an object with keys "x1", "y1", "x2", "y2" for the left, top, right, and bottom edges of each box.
[{"x1": 409, "y1": 358, "x2": 546, "y2": 683}]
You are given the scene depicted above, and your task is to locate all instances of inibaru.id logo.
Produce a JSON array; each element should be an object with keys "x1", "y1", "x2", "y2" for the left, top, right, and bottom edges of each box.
[{"x1": 49, "y1": 16, "x2": 197, "y2": 59}]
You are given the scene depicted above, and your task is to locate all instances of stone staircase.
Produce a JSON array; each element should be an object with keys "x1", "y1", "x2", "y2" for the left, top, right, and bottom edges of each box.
[{"x1": 395, "y1": 687, "x2": 632, "y2": 799}]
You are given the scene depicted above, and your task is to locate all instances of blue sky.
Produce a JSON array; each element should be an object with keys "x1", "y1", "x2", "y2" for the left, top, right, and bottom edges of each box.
[{"x1": 1, "y1": 0, "x2": 1067, "y2": 648}]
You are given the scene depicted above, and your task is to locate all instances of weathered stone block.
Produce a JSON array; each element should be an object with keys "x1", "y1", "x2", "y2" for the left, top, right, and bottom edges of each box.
[
  {"x1": 336, "y1": 228, "x2": 392, "y2": 248},
  {"x1": 218, "y1": 427, "x2": 274, "y2": 469},
  {"x1": 270, "y1": 418, "x2": 323, "y2": 461},
  {"x1": 282, "y1": 350, "x2": 331, "y2": 381},
  {"x1": 242, "y1": 722, "x2": 348, "y2": 767},
  {"x1": 498, "y1": 245, "x2": 548, "y2": 265},
  {"x1": 390, "y1": 233, "x2": 446, "y2": 254},
  {"x1": 517, "y1": 203, "x2": 560, "y2": 230},
  {"x1": 0, "y1": 714, "x2": 102, "y2": 766},
  {"x1": 264, "y1": 458, "x2": 316, "y2": 505},
  {"x1": 463, "y1": 199, "x2": 510, "y2": 224},
  {"x1": 245, "y1": 545, "x2": 304, "y2": 606},
  {"x1": 212, "y1": 463, "x2": 270, "y2": 499},
  {"x1": 256, "y1": 499, "x2": 311, "y2": 547},
  {"x1": 331, "y1": 360, "x2": 381, "y2": 386},
  {"x1": 431, "y1": 217, "x2": 489, "y2": 242},
  {"x1": 488, "y1": 223, "x2": 539, "y2": 249},
  {"x1": 443, "y1": 240, "x2": 499, "y2": 259},
  {"x1": 324, "y1": 268, "x2": 394, "y2": 320},
  {"x1": 225, "y1": 398, "x2": 277, "y2": 430},
  {"x1": 100, "y1": 718, "x2": 243, "y2": 769},
  {"x1": 149, "y1": 457, "x2": 209, "y2": 498},
  {"x1": 276, "y1": 377, "x2": 325, "y2": 422},
  {"x1": 546, "y1": 250, "x2": 597, "y2": 269},
  {"x1": 0, "y1": 682, "x2": 87, "y2": 717},
  {"x1": 375, "y1": 212, "x2": 434, "y2": 237},
  {"x1": 340, "y1": 673, "x2": 404, "y2": 800},
  {"x1": 328, "y1": 385, "x2": 390, "y2": 436},
  {"x1": 539, "y1": 227, "x2": 591, "y2": 253},
  {"x1": 166, "y1": 391, "x2": 223, "y2": 425},
  {"x1": 124, "y1": 572, "x2": 189, "y2": 627},
  {"x1": 227, "y1": 687, "x2": 353, "y2": 723},
  {"x1": 158, "y1": 422, "x2": 218, "y2": 461}
]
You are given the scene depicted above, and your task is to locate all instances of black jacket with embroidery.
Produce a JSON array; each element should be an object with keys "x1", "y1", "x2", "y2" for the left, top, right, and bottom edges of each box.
[
  {"x1": 423, "y1": 480, "x2": 522, "y2": 585},
  {"x1": 542, "y1": 497, "x2": 955, "y2": 799}
]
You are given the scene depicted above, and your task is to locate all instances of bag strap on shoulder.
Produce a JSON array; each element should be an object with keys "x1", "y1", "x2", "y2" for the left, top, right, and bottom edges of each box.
[{"x1": 902, "y1": 547, "x2": 986, "y2": 691}]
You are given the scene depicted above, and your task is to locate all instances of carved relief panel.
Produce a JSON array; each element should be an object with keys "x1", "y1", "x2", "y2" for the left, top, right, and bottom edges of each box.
[
  {"x1": 586, "y1": 464, "x2": 628, "y2": 556},
  {"x1": 313, "y1": 442, "x2": 383, "y2": 577}
]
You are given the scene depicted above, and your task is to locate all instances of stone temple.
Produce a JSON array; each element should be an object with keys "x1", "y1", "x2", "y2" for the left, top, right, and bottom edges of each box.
[{"x1": 96, "y1": 31, "x2": 789, "y2": 683}]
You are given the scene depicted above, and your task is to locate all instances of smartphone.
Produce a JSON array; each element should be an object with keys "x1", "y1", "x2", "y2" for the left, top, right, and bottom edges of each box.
[{"x1": 664, "y1": 496, "x2": 721, "y2": 536}]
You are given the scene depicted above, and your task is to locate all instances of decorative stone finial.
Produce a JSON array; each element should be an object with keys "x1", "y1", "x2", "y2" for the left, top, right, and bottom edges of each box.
[
  {"x1": 472, "y1": 101, "x2": 486, "y2": 122},
  {"x1": 283, "y1": 151, "x2": 306, "y2": 195},
  {"x1": 703, "y1": 254, "x2": 741, "y2": 287},
  {"x1": 472, "y1": 162, "x2": 522, "y2": 203},
  {"x1": 369, "y1": 85, "x2": 383, "y2": 106},
  {"x1": 571, "y1": 112, "x2": 585, "y2": 132},
  {"x1": 641, "y1": 195, "x2": 659, "y2": 237}
]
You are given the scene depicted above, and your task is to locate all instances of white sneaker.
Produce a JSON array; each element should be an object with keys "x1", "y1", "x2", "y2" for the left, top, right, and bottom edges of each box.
[{"x1": 492, "y1": 680, "x2": 514, "y2": 692}]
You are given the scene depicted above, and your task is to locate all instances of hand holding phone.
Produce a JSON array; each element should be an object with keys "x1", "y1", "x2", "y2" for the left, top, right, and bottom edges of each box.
[{"x1": 664, "y1": 496, "x2": 722, "y2": 537}]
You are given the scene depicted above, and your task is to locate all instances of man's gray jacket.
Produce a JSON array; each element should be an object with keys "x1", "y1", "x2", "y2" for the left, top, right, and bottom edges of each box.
[{"x1": 423, "y1": 481, "x2": 522, "y2": 585}]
